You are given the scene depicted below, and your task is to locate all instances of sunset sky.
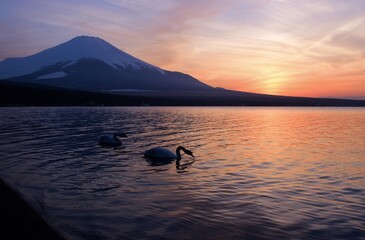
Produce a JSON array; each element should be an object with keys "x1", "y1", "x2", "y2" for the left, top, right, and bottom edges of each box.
[{"x1": 1, "y1": 0, "x2": 364, "y2": 99}]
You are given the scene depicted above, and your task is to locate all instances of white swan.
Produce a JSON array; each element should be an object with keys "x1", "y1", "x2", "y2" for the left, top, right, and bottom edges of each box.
[
  {"x1": 99, "y1": 133, "x2": 127, "y2": 147},
  {"x1": 144, "y1": 146, "x2": 194, "y2": 160}
]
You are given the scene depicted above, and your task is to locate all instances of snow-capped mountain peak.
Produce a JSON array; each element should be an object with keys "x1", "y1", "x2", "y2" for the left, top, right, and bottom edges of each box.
[
  {"x1": 0, "y1": 36, "x2": 212, "y2": 92},
  {"x1": 0, "y1": 36, "x2": 164, "y2": 79}
]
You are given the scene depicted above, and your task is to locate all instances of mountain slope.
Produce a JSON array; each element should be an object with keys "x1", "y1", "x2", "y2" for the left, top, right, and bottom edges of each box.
[
  {"x1": 0, "y1": 36, "x2": 212, "y2": 91},
  {"x1": 0, "y1": 36, "x2": 163, "y2": 78}
]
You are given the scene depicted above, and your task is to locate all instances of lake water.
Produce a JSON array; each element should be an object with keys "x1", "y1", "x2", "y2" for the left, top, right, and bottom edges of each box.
[{"x1": 0, "y1": 107, "x2": 364, "y2": 240}]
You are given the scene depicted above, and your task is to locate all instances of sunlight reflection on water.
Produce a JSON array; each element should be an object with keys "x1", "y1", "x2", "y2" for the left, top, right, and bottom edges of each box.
[{"x1": 0, "y1": 107, "x2": 365, "y2": 240}]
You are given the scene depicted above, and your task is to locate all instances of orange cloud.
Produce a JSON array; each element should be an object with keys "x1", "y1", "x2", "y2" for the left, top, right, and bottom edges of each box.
[{"x1": 1, "y1": 0, "x2": 364, "y2": 98}]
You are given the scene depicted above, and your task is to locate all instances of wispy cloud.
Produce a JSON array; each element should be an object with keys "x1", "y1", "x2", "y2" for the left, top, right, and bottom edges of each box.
[{"x1": 0, "y1": 0, "x2": 364, "y2": 98}]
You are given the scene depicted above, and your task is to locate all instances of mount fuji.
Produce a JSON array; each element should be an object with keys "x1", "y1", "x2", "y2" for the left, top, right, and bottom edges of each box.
[
  {"x1": 0, "y1": 36, "x2": 212, "y2": 92},
  {"x1": 1, "y1": 36, "x2": 364, "y2": 106}
]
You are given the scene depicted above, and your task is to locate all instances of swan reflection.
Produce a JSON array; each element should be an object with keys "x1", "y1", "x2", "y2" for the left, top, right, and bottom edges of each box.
[{"x1": 144, "y1": 157, "x2": 196, "y2": 171}]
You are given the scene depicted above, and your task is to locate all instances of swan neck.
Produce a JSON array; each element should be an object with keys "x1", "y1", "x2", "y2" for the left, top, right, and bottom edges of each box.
[{"x1": 176, "y1": 146, "x2": 183, "y2": 160}]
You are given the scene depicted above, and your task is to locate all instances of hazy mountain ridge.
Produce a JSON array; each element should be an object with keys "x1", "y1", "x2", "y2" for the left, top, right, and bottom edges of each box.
[{"x1": 1, "y1": 80, "x2": 365, "y2": 107}]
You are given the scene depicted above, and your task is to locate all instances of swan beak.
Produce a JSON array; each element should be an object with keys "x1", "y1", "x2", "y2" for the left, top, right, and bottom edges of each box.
[{"x1": 183, "y1": 149, "x2": 194, "y2": 158}]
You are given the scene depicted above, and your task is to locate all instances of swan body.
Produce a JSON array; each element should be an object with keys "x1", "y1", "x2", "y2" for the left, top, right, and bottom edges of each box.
[
  {"x1": 99, "y1": 133, "x2": 127, "y2": 147},
  {"x1": 144, "y1": 146, "x2": 194, "y2": 160}
]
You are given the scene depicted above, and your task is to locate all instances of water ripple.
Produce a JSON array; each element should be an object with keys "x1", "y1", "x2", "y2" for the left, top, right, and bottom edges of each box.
[{"x1": 0, "y1": 107, "x2": 365, "y2": 240}]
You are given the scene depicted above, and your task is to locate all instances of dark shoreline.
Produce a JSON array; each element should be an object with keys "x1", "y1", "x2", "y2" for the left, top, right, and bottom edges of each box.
[{"x1": 0, "y1": 178, "x2": 67, "y2": 240}]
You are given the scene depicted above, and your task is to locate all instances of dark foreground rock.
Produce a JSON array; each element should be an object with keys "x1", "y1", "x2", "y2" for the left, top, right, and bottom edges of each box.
[{"x1": 0, "y1": 178, "x2": 66, "y2": 240}]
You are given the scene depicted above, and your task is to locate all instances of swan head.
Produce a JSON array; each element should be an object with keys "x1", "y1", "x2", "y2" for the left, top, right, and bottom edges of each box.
[
  {"x1": 184, "y1": 149, "x2": 194, "y2": 158},
  {"x1": 179, "y1": 146, "x2": 194, "y2": 158}
]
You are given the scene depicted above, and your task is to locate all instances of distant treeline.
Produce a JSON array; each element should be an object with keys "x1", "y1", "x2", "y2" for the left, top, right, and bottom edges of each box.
[{"x1": 1, "y1": 81, "x2": 364, "y2": 107}]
